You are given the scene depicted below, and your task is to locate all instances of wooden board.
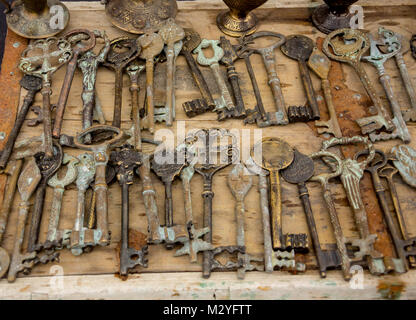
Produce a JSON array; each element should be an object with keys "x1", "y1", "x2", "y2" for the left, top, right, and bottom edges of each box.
[{"x1": 1, "y1": 0, "x2": 416, "y2": 299}]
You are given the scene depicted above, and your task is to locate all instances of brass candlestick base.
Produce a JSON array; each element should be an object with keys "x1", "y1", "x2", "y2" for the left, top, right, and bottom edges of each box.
[
  {"x1": 216, "y1": 0, "x2": 268, "y2": 37},
  {"x1": 2, "y1": 0, "x2": 69, "y2": 39},
  {"x1": 312, "y1": 0, "x2": 359, "y2": 34},
  {"x1": 102, "y1": 0, "x2": 178, "y2": 34}
]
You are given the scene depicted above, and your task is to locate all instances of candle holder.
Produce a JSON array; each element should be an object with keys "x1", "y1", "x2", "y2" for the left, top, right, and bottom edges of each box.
[
  {"x1": 312, "y1": 0, "x2": 359, "y2": 34},
  {"x1": 216, "y1": 0, "x2": 268, "y2": 37},
  {"x1": 0, "y1": 0, "x2": 69, "y2": 39}
]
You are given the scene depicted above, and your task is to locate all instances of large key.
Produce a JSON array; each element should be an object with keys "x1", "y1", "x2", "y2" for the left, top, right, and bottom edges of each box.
[
  {"x1": 281, "y1": 35, "x2": 320, "y2": 120},
  {"x1": 0, "y1": 75, "x2": 42, "y2": 170},
  {"x1": 138, "y1": 32, "x2": 164, "y2": 134},
  {"x1": 43, "y1": 154, "x2": 79, "y2": 253},
  {"x1": 110, "y1": 145, "x2": 148, "y2": 277},
  {"x1": 194, "y1": 40, "x2": 237, "y2": 120},
  {"x1": 392, "y1": 145, "x2": 416, "y2": 189},
  {"x1": 282, "y1": 149, "x2": 342, "y2": 278},
  {"x1": 228, "y1": 163, "x2": 263, "y2": 279},
  {"x1": 321, "y1": 137, "x2": 385, "y2": 275},
  {"x1": 362, "y1": 33, "x2": 411, "y2": 143},
  {"x1": 309, "y1": 150, "x2": 352, "y2": 280},
  {"x1": 308, "y1": 47, "x2": 343, "y2": 138},
  {"x1": 7, "y1": 158, "x2": 41, "y2": 282},
  {"x1": 53, "y1": 29, "x2": 96, "y2": 139},
  {"x1": 104, "y1": 37, "x2": 141, "y2": 128},
  {"x1": 323, "y1": 28, "x2": 394, "y2": 135},
  {"x1": 0, "y1": 160, "x2": 23, "y2": 278},
  {"x1": 19, "y1": 38, "x2": 72, "y2": 157}
]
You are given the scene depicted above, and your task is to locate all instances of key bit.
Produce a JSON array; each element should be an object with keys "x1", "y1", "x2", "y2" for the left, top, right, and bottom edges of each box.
[
  {"x1": 183, "y1": 99, "x2": 212, "y2": 118},
  {"x1": 392, "y1": 145, "x2": 416, "y2": 189},
  {"x1": 287, "y1": 105, "x2": 314, "y2": 123}
]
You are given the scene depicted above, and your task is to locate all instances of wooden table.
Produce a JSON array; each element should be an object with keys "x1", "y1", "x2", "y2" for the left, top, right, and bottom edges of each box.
[{"x1": 0, "y1": 0, "x2": 416, "y2": 299}]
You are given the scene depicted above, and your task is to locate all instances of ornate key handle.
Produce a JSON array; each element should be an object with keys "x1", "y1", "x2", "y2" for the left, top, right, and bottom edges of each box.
[
  {"x1": 392, "y1": 145, "x2": 416, "y2": 189},
  {"x1": 411, "y1": 35, "x2": 416, "y2": 60}
]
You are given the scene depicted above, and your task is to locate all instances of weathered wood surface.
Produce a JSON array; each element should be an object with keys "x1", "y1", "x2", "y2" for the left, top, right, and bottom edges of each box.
[{"x1": 0, "y1": 0, "x2": 416, "y2": 299}]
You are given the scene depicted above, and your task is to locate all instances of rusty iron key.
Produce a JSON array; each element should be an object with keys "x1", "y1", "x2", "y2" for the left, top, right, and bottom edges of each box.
[
  {"x1": 110, "y1": 145, "x2": 148, "y2": 277},
  {"x1": 308, "y1": 47, "x2": 343, "y2": 138},
  {"x1": 0, "y1": 160, "x2": 23, "y2": 278},
  {"x1": 282, "y1": 149, "x2": 342, "y2": 278},
  {"x1": 104, "y1": 37, "x2": 141, "y2": 128},
  {"x1": 53, "y1": 29, "x2": 96, "y2": 139},
  {"x1": 19, "y1": 37, "x2": 72, "y2": 157},
  {"x1": 281, "y1": 35, "x2": 320, "y2": 121},
  {"x1": 362, "y1": 33, "x2": 411, "y2": 143},
  {"x1": 0, "y1": 75, "x2": 42, "y2": 170},
  {"x1": 323, "y1": 28, "x2": 394, "y2": 135}
]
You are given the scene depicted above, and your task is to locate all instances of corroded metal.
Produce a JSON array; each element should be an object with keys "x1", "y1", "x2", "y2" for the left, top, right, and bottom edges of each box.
[
  {"x1": 281, "y1": 35, "x2": 320, "y2": 120},
  {"x1": 308, "y1": 47, "x2": 343, "y2": 138},
  {"x1": 53, "y1": 29, "x2": 96, "y2": 139},
  {"x1": 312, "y1": 0, "x2": 359, "y2": 34},
  {"x1": 0, "y1": 160, "x2": 22, "y2": 279},
  {"x1": 19, "y1": 37, "x2": 72, "y2": 157},
  {"x1": 362, "y1": 33, "x2": 411, "y2": 143},
  {"x1": 392, "y1": 145, "x2": 416, "y2": 189},
  {"x1": 323, "y1": 28, "x2": 394, "y2": 135},
  {"x1": 194, "y1": 39, "x2": 236, "y2": 121},
  {"x1": 102, "y1": 0, "x2": 177, "y2": 34},
  {"x1": 0, "y1": 75, "x2": 42, "y2": 170},
  {"x1": 1, "y1": 0, "x2": 69, "y2": 39},
  {"x1": 412, "y1": 35, "x2": 416, "y2": 60},
  {"x1": 216, "y1": 0, "x2": 268, "y2": 37},
  {"x1": 287, "y1": 105, "x2": 313, "y2": 123}
]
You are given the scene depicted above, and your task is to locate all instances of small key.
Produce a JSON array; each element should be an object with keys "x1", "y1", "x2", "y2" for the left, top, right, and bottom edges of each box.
[
  {"x1": 392, "y1": 145, "x2": 416, "y2": 189},
  {"x1": 78, "y1": 30, "x2": 110, "y2": 144},
  {"x1": 362, "y1": 33, "x2": 411, "y2": 143},
  {"x1": 0, "y1": 160, "x2": 23, "y2": 278},
  {"x1": 308, "y1": 47, "x2": 343, "y2": 138},
  {"x1": 309, "y1": 150, "x2": 352, "y2": 280},
  {"x1": 7, "y1": 158, "x2": 41, "y2": 282},
  {"x1": 182, "y1": 29, "x2": 216, "y2": 116},
  {"x1": 0, "y1": 75, "x2": 42, "y2": 170},
  {"x1": 19, "y1": 37, "x2": 72, "y2": 157},
  {"x1": 194, "y1": 39, "x2": 236, "y2": 120},
  {"x1": 282, "y1": 150, "x2": 341, "y2": 278},
  {"x1": 53, "y1": 29, "x2": 96, "y2": 139},
  {"x1": 281, "y1": 35, "x2": 320, "y2": 120},
  {"x1": 104, "y1": 37, "x2": 141, "y2": 128},
  {"x1": 110, "y1": 145, "x2": 148, "y2": 277},
  {"x1": 43, "y1": 154, "x2": 79, "y2": 252},
  {"x1": 138, "y1": 32, "x2": 164, "y2": 134},
  {"x1": 411, "y1": 35, "x2": 416, "y2": 60},
  {"x1": 220, "y1": 36, "x2": 246, "y2": 118},
  {"x1": 323, "y1": 28, "x2": 394, "y2": 135}
]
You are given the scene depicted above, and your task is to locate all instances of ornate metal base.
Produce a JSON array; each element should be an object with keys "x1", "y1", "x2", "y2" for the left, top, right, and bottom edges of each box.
[
  {"x1": 5, "y1": 0, "x2": 69, "y2": 39},
  {"x1": 216, "y1": 10, "x2": 258, "y2": 37},
  {"x1": 312, "y1": 4, "x2": 353, "y2": 35}
]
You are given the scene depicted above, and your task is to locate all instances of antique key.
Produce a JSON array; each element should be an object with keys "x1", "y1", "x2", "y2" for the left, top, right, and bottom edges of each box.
[
  {"x1": 321, "y1": 137, "x2": 385, "y2": 275},
  {"x1": 323, "y1": 28, "x2": 394, "y2": 135},
  {"x1": 78, "y1": 30, "x2": 111, "y2": 144},
  {"x1": 104, "y1": 37, "x2": 141, "y2": 128},
  {"x1": 220, "y1": 36, "x2": 246, "y2": 118},
  {"x1": 194, "y1": 40, "x2": 236, "y2": 121},
  {"x1": 228, "y1": 163, "x2": 263, "y2": 279},
  {"x1": 53, "y1": 29, "x2": 96, "y2": 139},
  {"x1": 43, "y1": 154, "x2": 79, "y2": 252},
  {"x1": 151, "y1": 148, "x2": 185, "y2": 249},
  {"x1": 110, "y1": 145, "x2": 148, "y2": 277},
  {"x1": 7, "y1": 158, "x2": 41, "y2": 282},
  {"x1": 158, "y1": 18, "x2": 185, "y2": 126},
  {"x1": 138, "y1": 32, "x2": 164, "y2": 133},
  {"x1": 19, "y1": 37, "x2": 72, "y2": 157},
  {"x1": 281, "y1": 35, "x2": 320, "y2": 120},
  {"x1": 182, "y1": 29, "x2": 216, "y2": 117},
  {"x1": 358, "y1": 149, "x2": 411, "y2": 273},
  {"x1": 411, "y1": 35, "x2": 416, "y2": 60},
  {"x1": 309, "y1": 151, "x2": 352, "y2": 280},
  {"x1": 308, "y1": 47, "x2": 343, "y2": 138},
  {"x1": 362, "y1": 33, "x2": 411, "y2": 143},
  {"x1": 0, "y1": 160, "x2": 23, "y2": 278},
  {"x1": 0, "y1": 75, "x2": 42, "y2": 170},
  {"x1": 239, "y1": 31, "x2": 289, "y2": 125},
  {"x1": 282, "y1": 150, "x2": 342, "y2": 278},
  {"x1": 392, "y1": 145, "x2": 416, "y2": 189}
]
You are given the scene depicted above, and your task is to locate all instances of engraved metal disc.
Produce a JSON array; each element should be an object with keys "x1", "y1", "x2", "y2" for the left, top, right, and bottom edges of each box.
[{"x1": 281, "y1": 149, "x2": 314, "y2": 184}]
